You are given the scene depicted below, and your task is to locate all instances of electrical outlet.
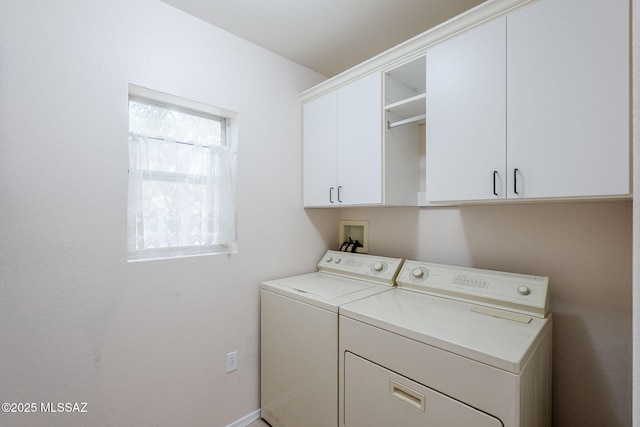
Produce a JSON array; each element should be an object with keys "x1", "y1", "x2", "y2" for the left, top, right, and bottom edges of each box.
[{"x1": 226, "y1": 351, "x2": 238, "y2": 373}]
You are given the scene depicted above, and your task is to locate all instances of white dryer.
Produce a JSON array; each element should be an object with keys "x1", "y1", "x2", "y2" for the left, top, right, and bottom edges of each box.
[
  {"x1": 261, "y1": 250, "x2": 403, "y2": 427},
  {"x1": 339, "y1": 259, "x2": 552, "y2": 427}
]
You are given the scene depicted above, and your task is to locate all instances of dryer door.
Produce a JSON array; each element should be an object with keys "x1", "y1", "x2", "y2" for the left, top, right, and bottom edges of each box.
[{"x1": 344, "y1": 352, "x2": 502, "y2": 427}]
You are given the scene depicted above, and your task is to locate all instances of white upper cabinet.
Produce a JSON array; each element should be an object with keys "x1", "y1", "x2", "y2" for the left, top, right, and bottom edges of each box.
[
  {"x1": 303, "y1": 72, "x2": 382, "y2": 207},
  {"x1": 425, "y1": 17, "x2": 507, "y2": 202},
  {"x1": 303, "y1": 91, "x2": 338, "y2": 207},
  {"x1": 337, "y1": 73, "x2": 383, "y2": 205},
  {"x1": 426, "y1": 0, "x2": 630, "y2": 203},
  {"x1": 506, "y1": 0, "x2": 629, "y2": 199},
  {"x1": 302, "y1": 0, "x2": 629, "y2": 207}
]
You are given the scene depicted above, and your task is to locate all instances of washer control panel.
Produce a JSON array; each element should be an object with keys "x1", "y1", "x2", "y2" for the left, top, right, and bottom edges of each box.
[
  {"x1": 397, "y1": 260, "x2": 550, "y2": 318},
  {"x1": 318, "y1": 250, "x2": 403, "y2": 286}
]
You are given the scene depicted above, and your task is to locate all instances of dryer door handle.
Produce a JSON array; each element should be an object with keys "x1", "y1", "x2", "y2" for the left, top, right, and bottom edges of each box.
[{"x1": 389, "y1": 380, "x2": 425, "y2": 411}]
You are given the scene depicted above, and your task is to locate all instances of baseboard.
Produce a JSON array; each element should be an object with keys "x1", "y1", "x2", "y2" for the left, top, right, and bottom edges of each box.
[{"x1": 226, "y1": 409, "x2": 261, "y2": 427}]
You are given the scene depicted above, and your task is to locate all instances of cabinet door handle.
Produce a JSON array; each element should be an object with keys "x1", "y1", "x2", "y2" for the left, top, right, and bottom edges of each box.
[
  {"x1": 513, "y1": 168, "x2": 520, "y2": 195},
  {"x1": 493, "y1": 171, "x2": 498, "y2": 196},
  {"x1": 329, "y1": 187, "x2": 335, "y2": 203},
  {"x1": 337, "y1": 186, "x2": 343, "y2": 203}
]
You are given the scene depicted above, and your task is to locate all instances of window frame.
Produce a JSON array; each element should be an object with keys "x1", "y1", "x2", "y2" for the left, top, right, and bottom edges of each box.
[{"x1": 127, "y1": 84, "x2": 238, "y2": 262}]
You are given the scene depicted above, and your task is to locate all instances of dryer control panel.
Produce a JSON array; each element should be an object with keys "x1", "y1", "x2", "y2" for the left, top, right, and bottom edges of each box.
[
  {"x1": 397, "y1": 260, "x2": 550, "y2": 318},
  {"x1": 318, "y1": 250, "x2": 403, "y2": 286}
]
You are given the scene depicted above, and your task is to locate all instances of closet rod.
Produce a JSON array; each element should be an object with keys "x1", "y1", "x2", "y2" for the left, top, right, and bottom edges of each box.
[{"x1": 387, "y1": 114, "x2": 426, "y2": 129}]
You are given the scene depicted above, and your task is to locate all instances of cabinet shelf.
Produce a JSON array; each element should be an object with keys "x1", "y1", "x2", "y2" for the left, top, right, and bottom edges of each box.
[{"x1": 385, "y1": 93, "x2": 426, "y2": 122}]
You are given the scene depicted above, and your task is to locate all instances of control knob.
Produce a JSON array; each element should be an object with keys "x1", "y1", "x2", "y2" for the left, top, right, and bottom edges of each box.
[
  {"x1": 517, "y1": 286, "x2": 531, "y2": 296},
  {"x1": 372, "y1": 262, "x2": 385, "y2": 273},
  {"x1": 411, "y1": 268, "x2": 426, "y2": 281}
]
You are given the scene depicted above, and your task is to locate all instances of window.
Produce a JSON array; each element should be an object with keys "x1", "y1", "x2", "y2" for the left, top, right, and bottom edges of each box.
[{"x1": 127, "y1": 85, "x2": 237, "y2": 261}]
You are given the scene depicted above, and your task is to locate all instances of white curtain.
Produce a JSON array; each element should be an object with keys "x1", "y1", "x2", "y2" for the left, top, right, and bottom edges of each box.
[{"x1": 128, "y1": 133, "x2": 237, "y2": 257}]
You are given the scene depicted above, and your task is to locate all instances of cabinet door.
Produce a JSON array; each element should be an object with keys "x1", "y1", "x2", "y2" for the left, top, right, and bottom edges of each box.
[
  {"x1": 426, "y1": 17, "x2": 507, "y2": 202},
  {"x1": 507, "y1": 0, "x2": 629, "y2": 198},
  {"x1": 337, "y1": 72, "x2": 383, "y2": 205},
  {"x1": 303, "y1": 91, "x2": 338, "y2": 207}
]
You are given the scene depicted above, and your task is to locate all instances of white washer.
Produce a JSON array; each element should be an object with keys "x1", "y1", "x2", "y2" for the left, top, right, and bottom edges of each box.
[
  {"x1": 339, "y1": 260, "x2": 552, "y2": 427},
  {"x1": 261, "y1": 250, "x2": 403, "y2": 427}
]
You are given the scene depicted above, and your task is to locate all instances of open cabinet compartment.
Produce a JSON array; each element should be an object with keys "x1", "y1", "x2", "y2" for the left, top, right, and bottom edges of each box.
[
  {"x1": 385, "y1": 55, "x2": 426, "y2": 128},
  {"x1": 383, "y1": 55, "x2": 425, "y2": 206}
]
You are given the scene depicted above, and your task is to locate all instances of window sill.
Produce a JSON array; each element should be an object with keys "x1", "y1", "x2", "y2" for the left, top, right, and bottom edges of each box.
[{"x1": 127, "y1": 244, "x2": 237, "y2": 262}]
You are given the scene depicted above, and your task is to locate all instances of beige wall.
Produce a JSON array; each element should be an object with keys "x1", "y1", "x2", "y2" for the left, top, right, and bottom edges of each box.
[{"x1": 337, "y1": 201, "x2": 632, "y2": 426}]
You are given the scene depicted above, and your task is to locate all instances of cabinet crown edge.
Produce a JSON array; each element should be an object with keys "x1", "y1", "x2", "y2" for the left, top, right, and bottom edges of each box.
[{"x1": 299, "y1": 0, "x2": 532, "y2": 103}]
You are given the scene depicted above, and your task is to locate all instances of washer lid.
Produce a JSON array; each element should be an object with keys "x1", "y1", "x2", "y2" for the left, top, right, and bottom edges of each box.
[
  {"x1": 339, "y1": 289, "x2": 551, "y2": 374},
  {"x1": 262, "y1": 272, "x2": 391, "y2": 312}
]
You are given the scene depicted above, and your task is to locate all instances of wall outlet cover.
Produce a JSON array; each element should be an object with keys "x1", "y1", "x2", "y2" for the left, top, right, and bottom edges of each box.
[{"x1": 226, "y1": 351, "x2": 238, "y2": 372}]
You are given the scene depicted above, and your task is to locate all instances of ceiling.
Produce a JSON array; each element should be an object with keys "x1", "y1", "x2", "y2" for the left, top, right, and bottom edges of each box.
[{"x1": 159, "y1": 0, "x2": 486, "y2": 77}]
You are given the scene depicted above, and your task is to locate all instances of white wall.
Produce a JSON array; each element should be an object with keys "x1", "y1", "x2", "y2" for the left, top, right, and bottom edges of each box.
[
  {"x1": 341, "y1": 202, "x2": 632, "y2": 426},
  {"x1": 0, "y1": 1, "x2": 338, "y2": 426}
]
